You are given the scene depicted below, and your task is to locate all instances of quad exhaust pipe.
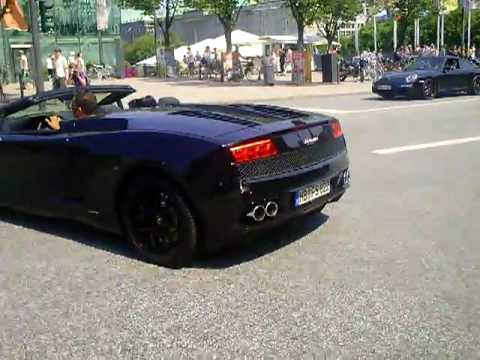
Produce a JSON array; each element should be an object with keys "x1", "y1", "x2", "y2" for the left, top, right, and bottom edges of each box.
[
  {"x1": 247, "y1": 205, "x2": 266, "y2": 222},
  {"x1": 265, "y1": 201, "x2": 279, "y2": 218},
  {"x1": 247, "y1": 201, "x2": 279, "y2": 222}
]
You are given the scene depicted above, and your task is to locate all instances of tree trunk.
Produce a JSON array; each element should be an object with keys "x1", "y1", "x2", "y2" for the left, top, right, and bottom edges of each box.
[
  {"x1": 164, "y1": 29, "x2": 171, "y2": 50},
  {"x1": 398, "y1": 19, "x2": 408, "y2": 48},
  {"x1": 225, "y1": 26, "x2": 233, "y2": 52},
  {"x1": 297, "y1": 21, "x2": 304, "y2": 50}
]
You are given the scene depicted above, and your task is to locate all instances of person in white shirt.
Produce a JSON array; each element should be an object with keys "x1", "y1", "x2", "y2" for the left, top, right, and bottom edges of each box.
[
  {"x1": 53, "y1": 48, "x2": 69, "y2": 89},
  {"x1": 19, "y1": 51, "x2": 29, "y2": 90},
  {"x1": 46, "y1": 54, "x2": 54, "y2": 80}
]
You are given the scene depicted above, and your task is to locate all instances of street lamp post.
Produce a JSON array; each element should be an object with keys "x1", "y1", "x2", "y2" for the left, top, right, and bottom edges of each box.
[
  {"x1": 467, "y1": 5, "x2": 472, "y2": 51},
  {"x1": 28, "y1": 0, "x2": 45, "y2": 94}
]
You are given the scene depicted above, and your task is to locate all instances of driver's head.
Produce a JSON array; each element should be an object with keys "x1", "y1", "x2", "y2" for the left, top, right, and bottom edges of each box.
[{"x1": 72, "y1": 90, "x2": 98, "y2": 119}]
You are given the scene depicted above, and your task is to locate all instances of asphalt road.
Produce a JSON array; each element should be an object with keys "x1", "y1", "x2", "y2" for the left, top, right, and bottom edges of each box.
[{"x1": 1, "y1": 93, "x2": 480, "y2": 359}]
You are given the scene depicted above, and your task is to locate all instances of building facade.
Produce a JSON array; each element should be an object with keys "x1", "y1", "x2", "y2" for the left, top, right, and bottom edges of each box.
[{"x1": 1, "y1": 0, "x2": 123, "y2": 82}]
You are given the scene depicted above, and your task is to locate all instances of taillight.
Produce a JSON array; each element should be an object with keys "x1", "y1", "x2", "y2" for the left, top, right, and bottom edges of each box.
[
  {"x1": 229, "y1": 139, "x2": 279, "y2": 164},
  {"x1": 331, "y1": 119, "x2": 343, "y2": 139}
]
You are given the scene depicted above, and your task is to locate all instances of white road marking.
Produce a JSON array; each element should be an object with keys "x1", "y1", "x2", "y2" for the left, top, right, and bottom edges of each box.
[
  {"x1": 294, "y1": 97, "x2": 480, "y2": 115},
  {"x1": 372, "y1": 136, "x2": 480, "y2": 155}
]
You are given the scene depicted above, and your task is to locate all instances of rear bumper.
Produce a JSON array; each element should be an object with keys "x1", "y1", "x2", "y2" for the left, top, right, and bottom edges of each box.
[{"x1": 201, "y1": 150, "x2": 349, "y2": 252}]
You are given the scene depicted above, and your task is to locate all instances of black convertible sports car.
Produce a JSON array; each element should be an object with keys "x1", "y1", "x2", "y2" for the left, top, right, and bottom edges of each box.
[
  {"x1": 0, "y1": 85, "x2": 350, "y2": 267},
  {"x1": 373, "y1": 56, "x2": 480, "y2": 99}
]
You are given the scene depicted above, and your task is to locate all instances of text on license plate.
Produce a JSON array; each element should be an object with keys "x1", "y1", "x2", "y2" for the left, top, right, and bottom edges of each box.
[
  {"x1": 295, "y1": 181, "x2": 331, "y2": 207},
  {"x1": 377, "y1": 85, "x2": 392, "y2": 90}
]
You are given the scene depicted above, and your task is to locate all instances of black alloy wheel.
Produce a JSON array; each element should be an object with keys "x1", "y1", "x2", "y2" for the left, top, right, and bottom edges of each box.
[
  {"x1": 422, "y1": 78, "x2": 436, "y2": 99},
  {"x1": 121, "y1": 175, "x2": 197, "y2": 268},
  {"x1": 471, "y1": 75, "x2": 480, "y2": 95}
]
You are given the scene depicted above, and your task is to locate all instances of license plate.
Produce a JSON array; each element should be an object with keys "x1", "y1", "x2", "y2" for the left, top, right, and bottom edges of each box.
[
  {"x1": 377, "y1": 85, "x2": 392, "y2": 90},
  {"x1": 295, "y1": 181, "x2": 331, "y2": 207}
]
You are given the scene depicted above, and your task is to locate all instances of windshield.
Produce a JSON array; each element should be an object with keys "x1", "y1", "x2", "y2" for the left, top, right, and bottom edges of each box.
[{"x1": 404, "y1": 57, "x2": 444, "y2": 71}]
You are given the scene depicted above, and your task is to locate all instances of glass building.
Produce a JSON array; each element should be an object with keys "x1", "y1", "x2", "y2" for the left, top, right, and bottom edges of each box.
[{"x1": 1, "y1": 0, "x2": 123, "y2": 82}]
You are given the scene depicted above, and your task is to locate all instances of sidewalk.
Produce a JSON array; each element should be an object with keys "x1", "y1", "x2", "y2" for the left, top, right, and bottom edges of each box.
[{"x1": 1, "y1": 73, "x2": 372, "y2": 105}]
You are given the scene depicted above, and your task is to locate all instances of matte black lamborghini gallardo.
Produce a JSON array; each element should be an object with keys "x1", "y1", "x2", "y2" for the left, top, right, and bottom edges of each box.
[
  {"x1": 373, "y1": 56, "x2": 480, "y2": 99},
  {"x1": 0, "y1": 86, "x2": 350, "y2": 267}
]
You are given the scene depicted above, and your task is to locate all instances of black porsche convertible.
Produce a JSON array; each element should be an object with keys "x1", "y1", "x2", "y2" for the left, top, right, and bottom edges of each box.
[
  {"x1": 0, "y1": 86, "x2": 350, "y2": 267},
  {"x1": 373, "y1": 56, "x2": 480, "y2": 99}
]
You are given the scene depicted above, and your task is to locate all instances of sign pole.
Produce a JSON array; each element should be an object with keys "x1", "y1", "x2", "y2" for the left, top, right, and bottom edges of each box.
[
  {"x1": 393, "y1": 20, "x2": 397, "y2": 51},
  {"x1": 436, "y1": 15, "x2": 440, "y2": 50},
  {"x1": 28, "y1": 0, "x2": 44, "y2": 94},
  {"x1": 467, "y1": 6, "x2": 472, "y2": 51}
]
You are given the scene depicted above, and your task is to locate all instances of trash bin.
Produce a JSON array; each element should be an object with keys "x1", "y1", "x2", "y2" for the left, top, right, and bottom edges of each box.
[
  {"x1": 321, "y1": 54, "x2": 338, "y2": 83},
  {"x1": 263, "y1": 58, "x2": 275, "y2": 86}
]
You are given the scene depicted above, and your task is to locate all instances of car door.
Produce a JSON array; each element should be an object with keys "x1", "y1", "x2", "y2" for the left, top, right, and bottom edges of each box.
[
  {"x1": 459, "y1": 58, "x2": 478, "y2": 91},
  {"x1": 0, "y1": 124, "x2": 72, "y2": 216},
  {"x1": 0, "y1": 96, "x2": 73, "y2": 215},
  {"x1": 438, "y1": 58, "x2": 463, "y2": 93},
  {"x1": 60, "y1": 116, "x2": 129, "y2": 219}
]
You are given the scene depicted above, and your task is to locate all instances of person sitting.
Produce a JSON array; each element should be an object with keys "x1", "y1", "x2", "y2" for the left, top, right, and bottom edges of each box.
[{"x1": 45, "y1": 90, "x2": 99, "y2": 131}]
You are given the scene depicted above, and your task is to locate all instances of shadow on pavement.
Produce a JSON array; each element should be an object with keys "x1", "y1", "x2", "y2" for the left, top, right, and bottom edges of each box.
[
  {"x1": 0, "y1": 207, "x2": 328, "y2": 269},
  {"x1": 194, "y1": 212, "x2": 329, "y2": 269}
]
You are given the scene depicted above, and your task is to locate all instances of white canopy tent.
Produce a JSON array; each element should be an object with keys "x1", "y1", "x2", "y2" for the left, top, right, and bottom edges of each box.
[
  {"x1": 259, "y1": 34, "x2": 339, "y2": 47},
  {"x1": 174, "y1": 30, "x2": 264, "y2": 62},
  {"x1": 136, "y1": 30, "x2": 265, "y2": 65}
]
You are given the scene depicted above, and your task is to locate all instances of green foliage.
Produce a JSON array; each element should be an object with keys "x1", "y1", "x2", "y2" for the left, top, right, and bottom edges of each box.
[
  {"x1": 316, "y1": 0, "x2": 361, "y2": 49},
  {"x1": 186, "y1": 0, "x2": 252, "y2": 51},
  {"x1": 159, "y1": 31, "x2": 186, "y2": 48},
  {"x1": 353, "y1": 7, "x2": 480, "y2": 56},
  {"x1": 124, "y1": 34, "x2": 156, "y2": 64},
  {"x1": 120, "y1": 0, "x2": 157, "y2": 14},
  {"x1": 121, "y1": 0, "x2": 182, "y2": 49}
]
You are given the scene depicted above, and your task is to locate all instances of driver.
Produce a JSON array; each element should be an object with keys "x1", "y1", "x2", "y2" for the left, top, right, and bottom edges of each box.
[{"x1": 45, "y1": 90, "x2": 99, "y2": 130}]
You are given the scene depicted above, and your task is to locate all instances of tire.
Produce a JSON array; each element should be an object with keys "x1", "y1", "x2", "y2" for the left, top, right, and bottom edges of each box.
[
  {"x1": 120, "y1": 175, "x2": 197, "y2": 268},
  {"x1": 470, "y1": 75, "x2": 480, "y2": 95},
  {"x1": 422, "y1": 78, "x2": 436, "y2": 99}
]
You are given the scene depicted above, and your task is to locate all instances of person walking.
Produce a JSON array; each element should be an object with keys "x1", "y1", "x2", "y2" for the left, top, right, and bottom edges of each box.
[
  {"x1": 279, "y1": 48, "x2": 286, "y2": 75},
  {"x1": 74, "y1": 52, "x2": 88, "y2": 87},
  {"x1": 18, "y1": 50, "x2": 29, "y2": 90},
  {"x1": 53, "y1": 48, "x2": 68, "y2": 89},
  {"x1": 46, "y1": 54, "x2": 54, "y2": 80}
]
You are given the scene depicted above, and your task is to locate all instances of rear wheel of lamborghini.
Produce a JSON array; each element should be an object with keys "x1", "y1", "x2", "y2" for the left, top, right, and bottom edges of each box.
[
  {"x1": 470, "y1": 75, "x2": 480, "y2": 95},
  {"x1": 121, "y1": 175, "x2": 197, "y2": 268},
  {"x1": 422, "y1": 78, "x2": 436, "y2": 99}
]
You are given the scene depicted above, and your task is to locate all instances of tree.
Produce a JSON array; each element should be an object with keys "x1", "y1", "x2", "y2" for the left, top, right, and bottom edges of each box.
[
  {"x1": 315, "y1": 0, "x2": 361, "y2": 50},
  {"x1": 390, "y1": 0, "x2": 433, "y2": 47},
  {"x1": 121, "y1": 0, "x2": 181, "y2": 49},
  {"x1": 186, "y1": 0, "x2": 251, "y2": 52},
  {"x1": 285, "y1": 0, "x2": 322, "y2": 50},
  {"x1": 124, "y1": 34, "x2": 156, "y2": 64}
]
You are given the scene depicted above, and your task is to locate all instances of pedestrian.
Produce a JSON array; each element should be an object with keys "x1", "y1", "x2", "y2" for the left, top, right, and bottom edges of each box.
[
  {"x1": 75, "y1": 52, "x2": 88, "y2": 86},
  {"x1": 186, "y1": 47, "x2": 195, "y2": 77},
  {"x1": 53, "y1": 48, "x2": 68, "y2": 89},
  {"x1": 18, "y1": 50, "x2": 29, "y2": 90},
  {"x1": 46, "y1": 54, "x2": 54, "y2": 80},
  {"x1": 279, "y1": 47, "x2": 286, "y2": 75}
]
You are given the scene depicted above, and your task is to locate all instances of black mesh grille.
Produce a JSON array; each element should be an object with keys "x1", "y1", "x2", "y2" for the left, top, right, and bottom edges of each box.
[
  {"x1": 229, "y1": 104, "x2": 306, "y2": 120},
  {"x1": 237, "y1": 142, "x2": 339, "y2": 179},
  {"x1": 171, "y1": 110, "x2": 257, "y2": 126}
]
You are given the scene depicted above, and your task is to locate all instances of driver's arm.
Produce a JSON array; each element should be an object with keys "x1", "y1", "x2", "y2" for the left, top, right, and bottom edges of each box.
[{"x1": 45, "y1": 115, "x2": 62, "y2": 131}]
